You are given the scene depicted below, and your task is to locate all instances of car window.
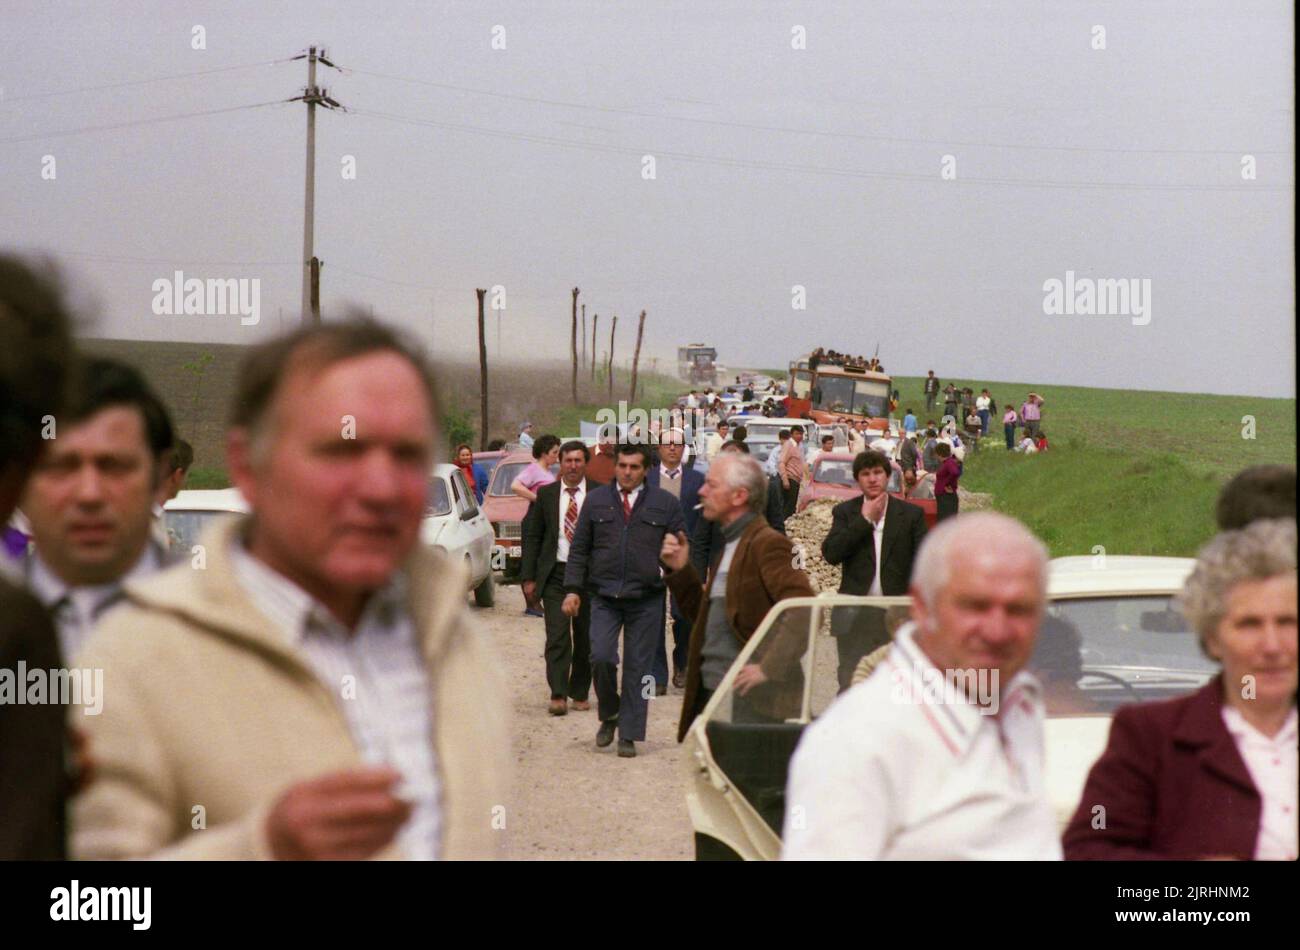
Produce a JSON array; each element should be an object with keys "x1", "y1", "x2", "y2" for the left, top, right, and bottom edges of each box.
[
  {"x1": 452, "y1": 471, "x2": 478, "y2": 516},
  {"x1": 814, "y1": 459, "x2": 855, "y2": 486},
  {"x1": 488, "y1": 462, "x2": 529, "y2": 496},
  {"x1": 162, "y1": 509, "x2": 240, "y2": 552},
  {"x1": 1040, "y1": 595, "x2": 1214, "y2": 715},
  {"x1": 426, "y1": 478, "x2": 452, "y2": 516}
]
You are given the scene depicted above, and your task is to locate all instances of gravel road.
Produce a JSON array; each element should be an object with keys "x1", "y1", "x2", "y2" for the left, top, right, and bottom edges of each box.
[{"x1": 480, "y1": 583, "x2": 694, "y2": 861}]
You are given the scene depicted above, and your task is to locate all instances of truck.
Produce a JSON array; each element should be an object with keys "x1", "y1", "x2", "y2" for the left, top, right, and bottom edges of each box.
[{"x1": 677, "y1": 344, "x2": 719, "y2": 387}]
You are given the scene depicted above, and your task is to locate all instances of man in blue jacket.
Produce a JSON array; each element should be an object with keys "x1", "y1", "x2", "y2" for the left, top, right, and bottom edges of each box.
[
  {"x1": 646, "y1": 427, "x2": 704, "y2": 691},
  {"x1": 564, "y1": 443, "x2": 685, "y2": 757}
]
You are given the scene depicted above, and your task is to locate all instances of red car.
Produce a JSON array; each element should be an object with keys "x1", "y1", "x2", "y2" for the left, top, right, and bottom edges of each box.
[
  {"x1": 481, "y1": 450, "x2": 559, "y2": 582},
  {"x1": 797, "y1": 451, "x2": 938, "y2": 527}
]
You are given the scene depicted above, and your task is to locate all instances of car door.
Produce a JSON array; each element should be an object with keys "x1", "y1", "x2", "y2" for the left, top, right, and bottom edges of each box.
[
  {"x1": 684, "y1": 593, "x2": 912, "y2": 860},
  {"x1": 451, "y1": 469, "x2": 492, "y2": 579}
]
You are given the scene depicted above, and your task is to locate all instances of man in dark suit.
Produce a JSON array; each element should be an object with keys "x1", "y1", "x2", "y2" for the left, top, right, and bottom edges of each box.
[
  {"x1": 646, "y1": 427, "x2": 704, "y2": 691},
  {"x1": 563, "y1": 443, "x2": 685, "y2": 757},
  {"x1": 822, "y1": 449, "x2": 927, "y2": 692},
  {"x1": 521, "y1": 440, "x2": 595, "y2": 716}
]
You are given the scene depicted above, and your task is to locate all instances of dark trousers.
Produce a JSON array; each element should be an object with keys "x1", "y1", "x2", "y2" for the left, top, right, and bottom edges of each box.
[
  {"x1": 652, "y1": 592, "x2": 690, "y2": 685},
  {"x1": 832, "y1": 605, "x2": 888, "y2": 693},
  {"x1": 1004, "y1": 423, "x2": 1015, "y2": 450},
  {"x1": 782, "y1": 479, "x2": 800, "y2": 518},
  {"x1": 542, "y1": 570, "x2": 591, "y2": 701},
  {"x1": 590, "y1": 592, "x2": 664, "y2": 742},
  {"x1": 936, "y1": 492, "x2": 959, "y2": 522},
  {"x1": 925, "y1": 392, "x2": 936, "y2": 413}
]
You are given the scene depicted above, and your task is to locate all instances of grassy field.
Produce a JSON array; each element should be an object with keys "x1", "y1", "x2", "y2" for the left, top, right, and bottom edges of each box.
[{"x1": 82, "y1": 341, "x2": 1294, "y2": 557}]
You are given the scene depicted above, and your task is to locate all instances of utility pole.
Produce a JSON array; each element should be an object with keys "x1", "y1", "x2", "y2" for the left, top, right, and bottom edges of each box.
[
  {"x1": 629, "y1": 310, "x2": 645, "y2": 406},
  {"x1": 291, "y1": 46, "x2": 344, "y2": 323},
  {"x1": 309, "y1": 257, "x2": 322, "y2": 321},
  {"x1": 581, "y1": 303, "x2": 587, "y2": 370},
  {"x1": 477, "y1": 289, "x2": 489, "y2": 450},
  {"x1": 570, "y1": 287, "x2": 580, "y2": 405},
  {"x1": 608, "y1": 315, "x2": 617, "y2": 401},
  {"x1": 591, "y1": 313, "x2": 599, "y2": 382}
]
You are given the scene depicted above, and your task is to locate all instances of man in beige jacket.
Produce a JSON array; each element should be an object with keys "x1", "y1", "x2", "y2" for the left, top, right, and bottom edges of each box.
[{"x1": 71, "y1": 319, "x2": 510, "y2": 860}]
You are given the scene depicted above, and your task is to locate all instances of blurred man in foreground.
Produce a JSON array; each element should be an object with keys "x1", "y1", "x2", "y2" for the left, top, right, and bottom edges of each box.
[
  {"x1": 783, "y1": 512, "x2": 1060, "y2": 860},
  {"x1": 0, "y1": 255, "x2": 77, "y2": 859},
  {"x1": 72, "y1": 319, "x2": 509, "y2": 859}
]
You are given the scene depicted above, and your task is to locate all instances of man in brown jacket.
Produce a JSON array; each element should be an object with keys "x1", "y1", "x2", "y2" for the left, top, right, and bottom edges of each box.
[{"x1": 660, "y1": 453, "x2": 815, "y2": 742}]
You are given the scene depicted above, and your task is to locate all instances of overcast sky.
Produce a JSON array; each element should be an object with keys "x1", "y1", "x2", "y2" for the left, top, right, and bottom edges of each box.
[{"x1": 1, "y1": 1, "x2": 1293, "y2": 396}]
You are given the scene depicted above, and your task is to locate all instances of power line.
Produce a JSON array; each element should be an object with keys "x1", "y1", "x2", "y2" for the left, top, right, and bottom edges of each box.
[
  {"x1": 349, "y1": 107, "x2": 1291, "y2": 194},
  {"x1": 0, "y1": 99, "x2": 292, "y2": 144},
  {"x1": 342, "y1": 64, "x2": 1292, "y2": 158},
  {"x1": 0, "y1": 58, "x2": 296, "y2": 104},
  {"x1": 59, "y1": 252, "x2": 298, "y2": 267}
]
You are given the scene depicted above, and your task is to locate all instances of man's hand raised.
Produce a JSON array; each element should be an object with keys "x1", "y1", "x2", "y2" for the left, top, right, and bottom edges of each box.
[
  {"x1": 861, "y1": 491, "x2": 888, "y2": 525},
  {"x1": 660, "y1": 531, "x2": 690, "y2": 572},
  {"x1": 266, "y1": 766, "x2": 412, "y2": 861}
]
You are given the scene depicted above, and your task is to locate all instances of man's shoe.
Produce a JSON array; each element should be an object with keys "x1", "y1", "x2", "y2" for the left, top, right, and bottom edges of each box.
[
  {"x1": 655, "y1": 683, "x2": 668, "y2": 697},
  {"x1": 672, "y1": 670, "x2": 686, "y2": 689},
  {"x1": 523, "y1": 607, "x2": 544, "y2": 618},
  {"x1": 571, "y1": 699, "x2": 591, "y2": 711},
  {"x1": 617, "y1": 739, "x2": 636, "y2": 758},
  {"x1": 596, "y1": 719, "x2": 617, "y2": 748},
  {"x1": 548, "y1": 698, "x2": 567, "y2": 716}
]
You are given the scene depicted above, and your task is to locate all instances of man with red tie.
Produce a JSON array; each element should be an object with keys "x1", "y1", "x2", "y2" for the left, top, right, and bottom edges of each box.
[
  {"x1": 563, "y1": 443, "x2": 685, "y2": 757},
  {"x1": 520, "y1": 441, "x2": 595, "y2": 717}
]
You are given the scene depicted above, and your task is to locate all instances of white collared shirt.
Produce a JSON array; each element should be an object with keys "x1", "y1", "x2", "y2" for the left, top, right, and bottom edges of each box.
[
  {"x1": 864, "y1": 500, "x2": 887, "y2": 596},
  {"x1": 230, "y1": 543, "x2": 443, "y2": 861},
  {"x1": 556, "y1": 478, "x2": 588, "y2": 563},
  {"x1": 782, "y1": 623, "x2": 1061, "y2": 860},
  {"x1": 29, "y1": 544, "x2": 161, "y2": 661},
  {"x1": 1221, "y1": 706, "x2": 1298, "y2": 861}
]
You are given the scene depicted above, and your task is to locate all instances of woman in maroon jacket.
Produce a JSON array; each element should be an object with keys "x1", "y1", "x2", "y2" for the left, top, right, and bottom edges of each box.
[
  {"x1": 1063, "y1": 518, "x2": 1297, "y2": 860},
  {"x1": 932, "y1": 441, "x2": 961, "y2": 522}
]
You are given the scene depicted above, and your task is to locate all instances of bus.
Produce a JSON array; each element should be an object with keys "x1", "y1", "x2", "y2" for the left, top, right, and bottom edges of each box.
[{"x1": 786, "y1": 352, "x2": 894, "y2": 427}]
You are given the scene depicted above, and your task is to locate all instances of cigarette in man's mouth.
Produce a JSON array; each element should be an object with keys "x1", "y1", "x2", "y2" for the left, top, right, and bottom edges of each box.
[{"x1": 693, "y1": 503, "x2": 704, "y2": 510}]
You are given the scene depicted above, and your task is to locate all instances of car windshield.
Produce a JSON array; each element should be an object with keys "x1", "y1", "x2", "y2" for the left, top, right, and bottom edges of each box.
[
  {"x1": 426, "y1": 478, "x2": 452, "y2": 516},
  {"x1": 162, "y1": 509, "x2": 240, "y2": 551},
  {"x1": 488, "y1": 462, "x2": 529, "y2": 496},
  {"x1": 813, "y1": 459, "x2": 855, "y2": 486},
  {"x1": 1039, "y1": 595, "x2": 1216, "y2": 715},
  {"x1": 815, "y1": 375, "x2": 889, "y2": 417}
]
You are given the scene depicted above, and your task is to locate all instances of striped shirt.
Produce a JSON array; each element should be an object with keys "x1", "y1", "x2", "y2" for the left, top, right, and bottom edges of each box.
[{"x1": 230, "y1": 543, "x2": 442, "y2": 860}]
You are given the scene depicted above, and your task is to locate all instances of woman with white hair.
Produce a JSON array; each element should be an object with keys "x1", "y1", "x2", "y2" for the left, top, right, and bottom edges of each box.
[{"x1": 1063, "y1": 518, "x2": 1297, "y2": 860}]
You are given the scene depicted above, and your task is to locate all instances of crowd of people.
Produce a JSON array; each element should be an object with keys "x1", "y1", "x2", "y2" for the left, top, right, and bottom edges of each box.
[{"x1": 1, "y1": 253, "x2": 1294, "y2": 862}]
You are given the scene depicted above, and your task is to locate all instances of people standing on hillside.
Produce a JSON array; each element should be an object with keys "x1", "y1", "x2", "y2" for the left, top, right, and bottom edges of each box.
[
  {"x1": 924, "y1": 371, "x2": 940, "y2": 414},
  {"x1": 899, "y1": 431, "x2": 920, "y2": 473},
  {"x1": 518, "y1": 421, "x2": 535, "y2": 449},
  {"x1": 976, "y1": 389, "x2": 991, "y2": 435},
  {"x1": 902, "y1": 408, "x2": 917, "y2": 435},
  {"x1": 1020, "y1": 393, "x2": 1043, "y2": 439},
  {"x1": 942, "y1": 383, "x2": 958, "y2": 420},
  {"x1": 1003, "y1": 404, "x2": 1019, "y2": 450},
  {"x1": 933, "y1": 441, "x2": 961, "y2": 521}
]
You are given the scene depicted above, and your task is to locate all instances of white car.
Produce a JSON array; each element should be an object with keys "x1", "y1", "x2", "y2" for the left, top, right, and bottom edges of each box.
[
  {"x1": 163, "y1": 470, "x2": 497, "y2": 607},
  {"x1": 422, "y1": 464, "x2": 496, "y2": 607},
  {"x1": 682, "y1": 555, "x2": 1205, "y2": 860}
]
